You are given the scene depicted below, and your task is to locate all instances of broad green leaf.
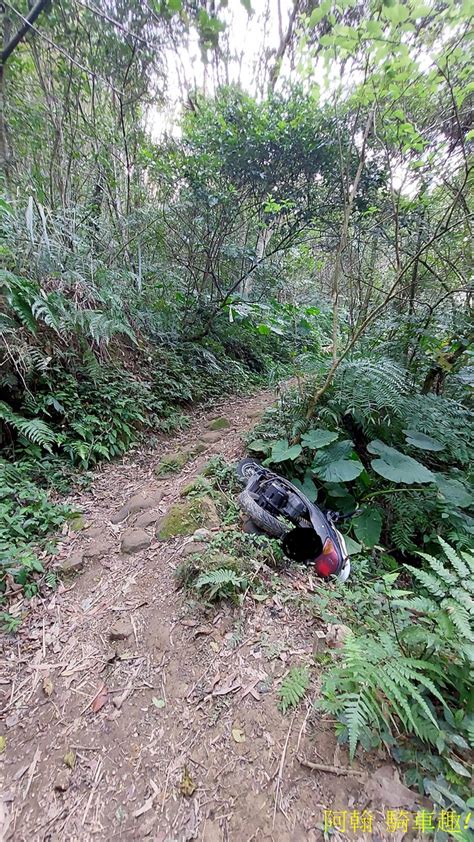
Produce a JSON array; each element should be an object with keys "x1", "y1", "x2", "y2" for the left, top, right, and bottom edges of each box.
[
  {"x1": 367, "y1": 440, "x2": 435, "y2": 484},
  {"x1": 434, "y1": 475, "x2": 473, "y2": 509},
  {"x1": 383, "y1": 3, "x2": 410, "y2": 23},
  {"x1": 342, "y1": 534, "x2": 362, "y2": 555},
  {"x1": 247, "y1": 439, "x2": 270, "y2": 453},
  {"x1": 301, "y1": 428, "x2": 338, "y2": 449},
  {"x1": 403, "y1": 429, "x2": 444, "y2": 451},
  {"x1": 353, "y1": 507, "x2": 383, "y2": 548},
  {"x1": 446, "y1": 757, "x2": 471, "y2": 778},
  {"x1": 309, "y1": 1, "x2": 330, "y2": 26},
  {"x1": 271, "y1": 440, "x2": 302, "y2": 463},
  {"x1": 324, "y1": 482, "x2": 354, "y2": 498},
  {"x1": 411, "y1": 4, "x2": 431, "y2": 17},
  {"x1": 167, "y1": 0, "x2": 182, "y2": 11},
  {"x1": 366, "y1": 19, "x2": 382, "y2": 36},
  {"x1": 312, "y1": 439, "x2": 355, "y2": 466},
  {"x1": 314, "y1": 458, "x2": 364, "y2": 483},
  {"x1": 291, "y1": 471, "x2": 318, "y2": 501}
]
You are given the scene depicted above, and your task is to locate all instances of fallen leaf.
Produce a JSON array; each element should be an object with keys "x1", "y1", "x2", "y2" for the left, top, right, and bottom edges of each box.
[
  {"x1": 366, "y1": 764, "x2": 420, "y2": 808},
  {"x1": 152, "y1": 697, "x2": 165, "y2": 709},
  {"x1": 14, "y1": 763, "x2": 30, "y2": 781},
  {"x1": 0, "y1": 736, "x2": 5, "y2": 753},
  {"x1": 193, "y1": 624, "x2": 214, "y2": 638},
  {"x1": 42, "y1": 676, "x2": 54, "y2": 697},
  {"x1": 63, "y1": 750, "x2": 76, "y2": 769},
  {"x1": 231, "y1": 728, "x2": 246, "y2": 743},
  {"x1": 179, "y1": 766, "x2": 196, "y2": 797},
  {"x1": 91, "y1": 684, "x2": 108, "y2": 713}
]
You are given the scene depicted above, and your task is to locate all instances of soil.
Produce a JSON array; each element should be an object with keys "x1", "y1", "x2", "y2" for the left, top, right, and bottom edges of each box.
[{"x1": 0, "y1": 387, "x2": 426, "y2": 841}]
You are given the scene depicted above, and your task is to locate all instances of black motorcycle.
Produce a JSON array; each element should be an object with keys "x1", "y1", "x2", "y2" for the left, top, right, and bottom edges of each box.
[{"x1": 236, "y1": 458, "x2": 351, "y2": 582}]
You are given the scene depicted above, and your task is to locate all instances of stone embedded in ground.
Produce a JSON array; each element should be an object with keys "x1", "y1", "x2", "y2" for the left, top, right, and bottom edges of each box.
[
  {"x1": 54, "y1": 770, "x2": 71, "y2": 792},
  {"x1": 133, "y1": 510, "x2": 160, "y2": 529},
  {"x1": 120, "y1": 528, "x2": 152, "y2": 554},
  {"x1": 199, "y1": 430, "x2": 227, "y2": 444},
  {"x1": 207, "y1": 417, "x2": 231, "y2": 431},
  {"x1": 110, "y1": 490, "x2": 163, "y2": 524},
  {"x1": 69, "y1": 514, "x2": 85, "y2": 531},
  {"x1": 154, "y1": 449, "x2": 193, "y2": 478},
  {"x1": 325, "y1": 622, "x2": 351, "y2": 649},
  {"x1": 85, "y1": 526, "x2": 104, "y2": 540},
  {"x1": 59, "y1": 552, "x2": 84, "y2": 575},
  {"x1": 191, "y1": 528, "x2": 212, "y2": 542},
  {"x1": 181, "y1": 541, "x2": 208, "y2": 558},
  {"x1": 156, "y1": 497, "x2": 219, "y2": 541},
  {"x1": 83, "y1": 539, "x2": 113, "y2": 560},
  {"x1": 155, "y1": 443, "x2": 208, "y2": 479},
  {"x1": 109, "y1": 619, "x2": 132, "y2": 641}
]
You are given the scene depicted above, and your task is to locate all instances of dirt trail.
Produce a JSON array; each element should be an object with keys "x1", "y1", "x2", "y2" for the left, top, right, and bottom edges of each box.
[{"x1": 1, "y1": 387, "x2": 423, "y2": 841}]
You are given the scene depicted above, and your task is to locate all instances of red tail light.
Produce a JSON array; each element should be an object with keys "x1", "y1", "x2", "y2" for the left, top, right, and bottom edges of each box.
[{"x1": 314, "y1": 538, "x2": 341, "y2": 578}]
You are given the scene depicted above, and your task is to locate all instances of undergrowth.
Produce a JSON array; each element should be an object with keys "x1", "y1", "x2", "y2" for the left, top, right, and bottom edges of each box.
[
  {"x1": 0, "y1": 262, "x2": 299, "y2": 614},
  {"x1": 316, "y1": 539, "x2": 474, "y2": 829}
]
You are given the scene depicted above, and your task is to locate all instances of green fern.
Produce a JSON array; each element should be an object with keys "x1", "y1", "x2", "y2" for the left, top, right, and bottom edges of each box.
[
  {"x1": 193, "y1": 567, "x2": 248, "y2": 601},
  {"x1": 0, "y1": 401, "x2": 56, "y2": 450},
  {"x1": 320, "y1": 632, "x2": 446, "y2": 758},
  {"x1": 321, "y1": 539, "x2": 474, "y2": 761},
  {"x1": 278, "y1": 665, "x2": 310, "y2": 713},
  {"x1": 406, "y1": 540, "x2": 474, "y2": 651}
]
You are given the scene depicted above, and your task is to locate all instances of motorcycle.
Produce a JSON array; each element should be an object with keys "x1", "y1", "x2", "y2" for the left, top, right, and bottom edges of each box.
[{"x1": 236, "y1": 458, "x2": 351, "y2": 582}]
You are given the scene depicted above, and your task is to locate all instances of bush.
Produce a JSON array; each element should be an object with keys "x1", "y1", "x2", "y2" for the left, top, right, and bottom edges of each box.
[{"x1": 318, "y1": 540, "x2": 474, "y2": 812}]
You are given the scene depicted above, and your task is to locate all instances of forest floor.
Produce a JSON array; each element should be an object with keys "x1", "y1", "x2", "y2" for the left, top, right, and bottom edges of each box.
[{"x1": 1, "y1": 385, "x2": 427, "y2": 841}]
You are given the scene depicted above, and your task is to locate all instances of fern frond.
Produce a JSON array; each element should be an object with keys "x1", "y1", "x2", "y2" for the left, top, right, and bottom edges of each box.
[
  {"x1": 278, "y1": 666, "x2": 309, "y2": 713},
  {"x1": 460, "y1": 550, "x2": 474, "y2": 575},
  {"x1": 0, "y1": 401, "x2": 56, "y2": 449},
  {"x1": 194, "y1": 568, "x2": 242, "y2": 589},
  {"x1": 193, "y1": 567, "x2": 247, "y2": 601},
  {"x1": 451, "y1": 588, "x2": 474, "y2": 616},
  {"x1": 409, "y1": 566, "x2": 447, "y2": 598},
  {"x1": 31, "y1": 296, "x2": 60, "y2": 333},
  {"x1": 418, "y1": 554, "x2": 457, "y2": 588},
  {"x1": 438, "y1": 538, "x2": 470, "y2": 578},
  {"x1": 443, "y1": 602, "x2": 474, "y2": 643}
]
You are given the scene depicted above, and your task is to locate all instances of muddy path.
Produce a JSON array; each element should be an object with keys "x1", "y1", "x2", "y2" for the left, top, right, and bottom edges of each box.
[{"x1": 1, "y1": 386, "x2": 424, "y2": 841}]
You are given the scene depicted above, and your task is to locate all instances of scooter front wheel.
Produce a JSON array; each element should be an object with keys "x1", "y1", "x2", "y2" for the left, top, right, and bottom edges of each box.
[
  {"x1": 238, "y1": 489, "x2": 287, "y2": 538},
  {"x1": 236, "y1": 458, "x2": 262, "y2": 482}
]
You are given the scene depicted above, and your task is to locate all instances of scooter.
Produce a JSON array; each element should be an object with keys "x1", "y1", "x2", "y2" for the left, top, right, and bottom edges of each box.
[{"x1": 236, "y1": 458, "x2": 351, "y2": 582}]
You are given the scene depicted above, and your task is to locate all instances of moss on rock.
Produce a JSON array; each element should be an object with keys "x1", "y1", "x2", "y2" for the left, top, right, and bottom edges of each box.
[
  {"x1": 156, "y1": 496, "x2": 219, "y2": 540},
  {"x1": 155, "y1": 443, "x2": 208, "y2": 478},
  {"x1": 180, "y1": 476, "x2": 213, "y2": 497},
  {"x1": 207, "y1": 417, "x2": 231, "y2": 431}
]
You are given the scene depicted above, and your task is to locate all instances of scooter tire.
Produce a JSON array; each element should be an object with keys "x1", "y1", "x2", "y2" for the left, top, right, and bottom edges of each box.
[
  {"x1": 236, "y1": 458, "x2": 262, "y2": 482},
  {"x1": 238, "y1": 489, "x2": 287, "y2": 539}
]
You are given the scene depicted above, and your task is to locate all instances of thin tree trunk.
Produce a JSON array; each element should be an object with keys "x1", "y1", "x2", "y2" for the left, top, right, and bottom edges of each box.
[{"x1": 268, "y1": 0, "x2": 300, "y2": 94}]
